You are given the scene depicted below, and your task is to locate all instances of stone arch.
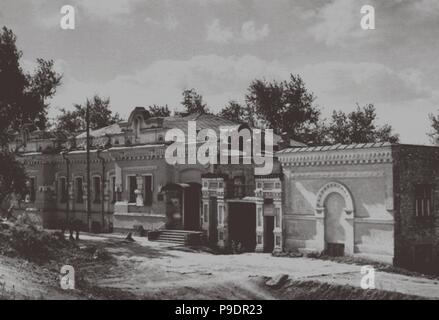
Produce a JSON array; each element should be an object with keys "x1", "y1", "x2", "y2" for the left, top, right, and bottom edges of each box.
[
  {"x1": 315, "y1": 181, "x2": 354, "y2": 217},
  {"x1": 314, "y1": 181, "x2": 355, "y2": 255}
]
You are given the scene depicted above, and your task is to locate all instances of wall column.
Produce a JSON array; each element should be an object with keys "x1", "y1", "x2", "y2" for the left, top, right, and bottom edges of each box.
[
  {"x1": 273, "y1": 200, "x2": 283, "y2": 253},
  {"x1": 216, "y1": 179, "x2": 226, "y2": 248},
  {"x1": 255, "y1": 199, "x2": 264, "y2": 252}
]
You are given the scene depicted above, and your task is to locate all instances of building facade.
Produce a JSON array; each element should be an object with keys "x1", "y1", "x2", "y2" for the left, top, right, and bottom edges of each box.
[{"x1": 5, "y1": 107, "x2": 438, "y2": 273}]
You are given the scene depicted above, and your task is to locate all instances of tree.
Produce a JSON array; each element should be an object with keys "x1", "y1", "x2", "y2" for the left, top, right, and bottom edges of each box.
[
  {"x1": 181, "y1": 89, "x2": 209, "y2": 114},
  {"x1": 56, "y1": 95, "x2": 121, "y2": 134},
  {"x1": 148, "y1": 104, "x2": 171, "y2": 117},
  {"x1": 0, "y1": 26, "x2": 61, "y2": 206},
  {"x1": 0, "y1": 27, "x2": 61, "y2": 144},
  {"x1": 0, "y1": 152, "x2": 27, "y2": 206},
  {"x1": 326, "y1": 104, "x2": 399, "y2": 144},
  {"x1": 245, "y1": 74, "x2": 323, "y2": 145},
  {"x1": 428, "y1": 112, "x2": 439, "y2": 145},
  {"x1": 218, "y1": 101, "x2": 246, "y2": 123}
]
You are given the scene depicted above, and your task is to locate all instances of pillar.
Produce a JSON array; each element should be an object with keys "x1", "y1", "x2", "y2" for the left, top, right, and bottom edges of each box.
[
  {"x1": 255, "y1": 199, "x2": 264, "y2": 252},
  {"x1": 273, "y1": 201, "x2": 282, "y2": 253}
]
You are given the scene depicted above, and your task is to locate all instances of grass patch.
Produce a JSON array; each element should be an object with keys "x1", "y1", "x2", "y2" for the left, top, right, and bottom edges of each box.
[{"x1": 262, "y1": 277, "x2": 424, "y2": 300}]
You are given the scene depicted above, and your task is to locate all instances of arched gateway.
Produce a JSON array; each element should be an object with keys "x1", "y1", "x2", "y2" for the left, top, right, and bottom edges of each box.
[{"x1": 315, "y1": 182, "x2": 355, "y2": 255}]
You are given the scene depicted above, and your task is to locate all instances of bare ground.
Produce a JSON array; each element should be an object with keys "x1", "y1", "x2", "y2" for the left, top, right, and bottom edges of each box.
[{"x1": 1, "y1": 232, "x2": 438, "y2": 300}]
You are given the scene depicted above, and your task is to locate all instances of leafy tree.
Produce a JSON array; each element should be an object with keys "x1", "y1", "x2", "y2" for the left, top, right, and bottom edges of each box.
[
  {"x1": 0, "y1": 27, "x2": 61, "y2": 145},
  {"x1": 0, "y1": 26, "x2": 61, "y2": 206},
  {"x1": 428, "y1": 112, "x2": 439, "y2": 145},
  {"x1": 55, "y1": 95, "x2": 121, "y2": 134},
  {"x1": 218, "y1": 101, "x2": 246, "y2": 123},
  {"x1": 181, "y1": 89, "x2": 209, "y2": 114},
  {"x1": 327, "y1": 104, "x2": 399, "y2": 144},
  {"x1": 148, "y1": 104, "x2": 171, "y2": 117},
  {"x1": 0, "y1": 152, "x2": 27, "y2": 206},
  {"x1": 245, "y1": 74, "x2": 322, "y2": 145}
]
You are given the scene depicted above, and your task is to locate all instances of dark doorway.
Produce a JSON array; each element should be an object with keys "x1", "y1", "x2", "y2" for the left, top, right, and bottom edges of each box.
[
  {"x1": 228, "y1": 202, "x2": 256, "y2": 252},
  {"x1": 164, "y1": 188, "x2": 183, "y2": 230},
  {"x1": 183, "y1": 183, "x2": 201, "y2": 230},
  {"x1": 263, "y1": 216, "x2": 274, "y2": 253}
]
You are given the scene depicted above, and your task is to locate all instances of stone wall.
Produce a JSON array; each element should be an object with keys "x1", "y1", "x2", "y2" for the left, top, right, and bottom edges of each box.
[
  {"x1": 279, "y1": 144, "x2": 395, "y2": 262},
  {"x1": 392, "y1": 145, "x2": 439, "y2": 272}
]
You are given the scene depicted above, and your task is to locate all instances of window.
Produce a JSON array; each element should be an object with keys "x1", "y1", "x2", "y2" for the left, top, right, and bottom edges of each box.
[
  {"x1": 203, "y1": 203, "x2": 209, "y2": 223},
  {"x1": 415, "y1": 184, "x2": 434, "y2": 217},
  {"x1": 239, "y1": 136, "x2": 244, "y2": 162},
  {"x1": 233, "y1": 176, "x2": 245, "y2": 198},
  {"x1": 144, "y1": 175, "x2": 153, "y2": 206},
  {"x1": 60, "y1": 177, "x2": 67, "y2": 203},
  {"x1": 29, "y1": 177, "x2": 36, "y2": 202},
  {"x1": 75, "y1": 177, "x2": 83, "y2": 203},
  {"x1": 129, "y1": 176, "x2": 137, "y2": 203},
  {"x1": 93, "y1": 176, "x2": 101, "y2": 203},
  {"x1": 111, "y1": 177, "x2": 116, "y2": 204}
]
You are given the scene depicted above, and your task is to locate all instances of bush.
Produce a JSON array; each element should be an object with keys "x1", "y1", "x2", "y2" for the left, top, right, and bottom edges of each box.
[{"x1": 0, "y1": 220, "x2": 71, "y2": 263}]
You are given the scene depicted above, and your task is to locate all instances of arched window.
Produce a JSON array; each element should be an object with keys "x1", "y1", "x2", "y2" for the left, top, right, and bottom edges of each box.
[
  {"x1": 93, "y1": 176, "x2": 101, "y2": 204},
  {"x1": 134, "y1": 116, "x2": 142, "y2": 138}
]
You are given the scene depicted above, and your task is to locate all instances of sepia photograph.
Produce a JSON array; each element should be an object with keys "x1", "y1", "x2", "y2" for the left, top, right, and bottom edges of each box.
[{"x1": 0, "y1": 0, "x2": 438, "y2": 309}]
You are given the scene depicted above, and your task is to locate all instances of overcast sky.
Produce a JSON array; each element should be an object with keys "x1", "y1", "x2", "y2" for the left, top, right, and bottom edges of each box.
[{"x1": 1, "y1": 0, "x2": 438, "y2": 144}]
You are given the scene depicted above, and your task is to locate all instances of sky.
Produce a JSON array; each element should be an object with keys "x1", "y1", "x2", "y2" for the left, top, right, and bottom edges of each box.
[{"x1": 0, "y1": 0, "x2": 438, "y2": 144}]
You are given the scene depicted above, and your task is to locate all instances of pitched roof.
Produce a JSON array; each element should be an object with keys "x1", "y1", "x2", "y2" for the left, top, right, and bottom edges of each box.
[
  {"x1": 163, "y1": 113, "x2": 239, "y2": 134},
  {"x1": 75, "y1": 123, "x2": 123, "y2": 139},
  {"x1": 75, "y1": 112, "x2": 287, "y2": 144}
]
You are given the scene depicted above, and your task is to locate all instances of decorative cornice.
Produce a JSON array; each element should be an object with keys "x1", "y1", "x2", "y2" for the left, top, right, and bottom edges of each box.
[
  {"x1": 278, "y1": 148, "x2": 393, "y2": 167},
  {"x1": 290, "y1": 171, "x2": 385, "y2": 179}
]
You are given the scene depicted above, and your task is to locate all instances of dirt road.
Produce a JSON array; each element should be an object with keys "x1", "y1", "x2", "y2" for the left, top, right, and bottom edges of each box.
[
  {"x1": 77, "y1": 233, "x2": 439, "y2": 299},
  {"x1": 1, "y1": 232, "x2": 438, "y2": 299}
]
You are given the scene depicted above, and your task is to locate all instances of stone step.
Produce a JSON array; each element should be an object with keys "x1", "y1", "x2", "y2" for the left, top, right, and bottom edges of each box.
[
  {"x1": 160, "y1": 232, "x2": 187, "y2": 238},
  {"x1": 155, "y1": 239, "x2": 186, "y2": 244},
  {"x1": 150, "y1": 229, "x2": 205, "y2": 245}
]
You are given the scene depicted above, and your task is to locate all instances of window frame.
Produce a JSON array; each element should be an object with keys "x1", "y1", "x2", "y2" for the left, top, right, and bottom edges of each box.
[
  {"x1": 75, "y1": 177, "x2": 84, "y2": 204},
  {"x1": 414, "y1": 183, "x2": 434, "y2": 218},
  {"x1": 93, "y1": 175, "x2": 102, "y2": 204}
]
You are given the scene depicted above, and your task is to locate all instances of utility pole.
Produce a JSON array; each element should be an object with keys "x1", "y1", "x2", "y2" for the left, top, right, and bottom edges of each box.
[
  {"x1": 62, "y1": 152, "x2": 70, "y2": 224},
  {"x1": 86, "y1": 101, "x2": 91, "y2": 231},
  {"x1": 97, "y1": 147, "x2": 106, "y2": 232}
]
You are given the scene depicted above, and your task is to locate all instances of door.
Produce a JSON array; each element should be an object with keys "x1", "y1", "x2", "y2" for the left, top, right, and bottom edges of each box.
[
  {"x1": 183, "y1": 183, "x2": 201, "y2": 230},
  {"x1": 165, "y1": 189, "x2": 183, "y2": 229},
  {"x1": 228, "y1": 202, "x2": 256, "y2": 252},
  {"x1": 263, "y1": 216, "x2": 274, "y2": 253},
  {"x1": 324, "y1": 192, "x2": 346, "y2": 255}
]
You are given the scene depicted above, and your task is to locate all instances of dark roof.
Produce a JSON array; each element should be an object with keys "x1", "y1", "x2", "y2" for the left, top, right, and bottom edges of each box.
[{"x1": 277, "y1": 142, "x2": 392, "y2": 154}]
